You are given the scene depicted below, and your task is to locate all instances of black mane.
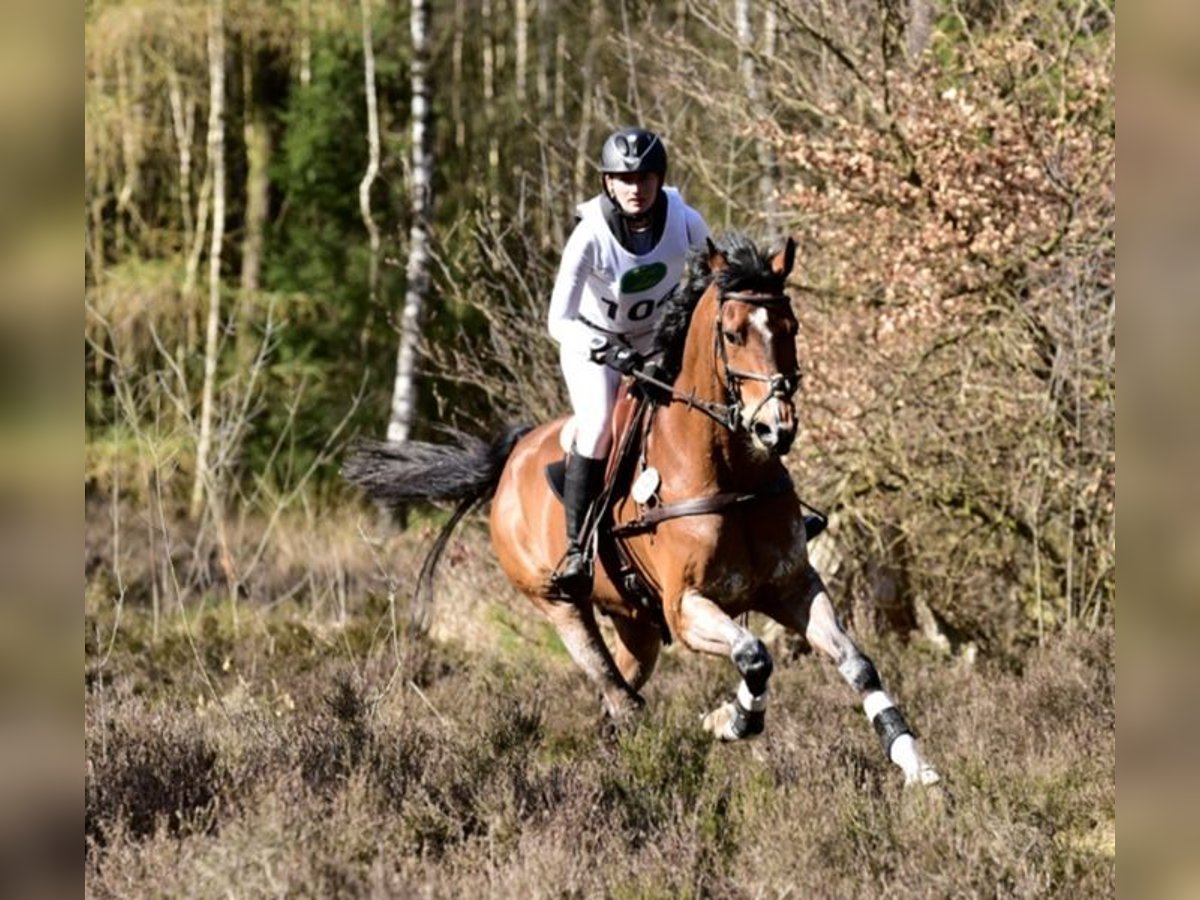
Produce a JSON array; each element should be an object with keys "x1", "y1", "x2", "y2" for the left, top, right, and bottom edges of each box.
[{"x1": 651, "y1": 232, "x2": 788, "y2": 379}]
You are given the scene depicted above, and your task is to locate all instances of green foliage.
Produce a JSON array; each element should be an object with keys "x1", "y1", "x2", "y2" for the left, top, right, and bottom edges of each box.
[{"x1": 85, "y1": 0, "x2": 1114, "y2": 669}]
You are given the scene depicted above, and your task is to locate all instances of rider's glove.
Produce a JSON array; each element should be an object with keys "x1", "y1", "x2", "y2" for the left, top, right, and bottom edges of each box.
[
  {"x1": 602, "y1": 345, "x2": 644, "y2": 375},
  {"x1": 590, "y1": 339, "x2": 644, "y2": 375}
]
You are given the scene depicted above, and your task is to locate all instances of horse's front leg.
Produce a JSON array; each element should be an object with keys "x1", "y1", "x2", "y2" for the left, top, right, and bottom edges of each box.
[
  {"x1": 536, "y1": 596, "x2": 645, "y2": 722},
  {"x1": 764, "y1": 574, "x2": 940, "y2": 786},
  {"x1": 675, "y1": 588, "x2": 773, "y2": 741}
]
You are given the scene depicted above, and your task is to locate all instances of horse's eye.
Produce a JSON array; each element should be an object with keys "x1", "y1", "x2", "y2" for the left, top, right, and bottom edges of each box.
[{"x1": 723, "y1": 329, "x2": 743, "y2": 346}]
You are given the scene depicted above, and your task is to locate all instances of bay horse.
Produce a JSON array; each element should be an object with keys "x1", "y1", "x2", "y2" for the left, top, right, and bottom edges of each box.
[{"x1": 345, "y1": 234, "x2": 939, "y2": 786}]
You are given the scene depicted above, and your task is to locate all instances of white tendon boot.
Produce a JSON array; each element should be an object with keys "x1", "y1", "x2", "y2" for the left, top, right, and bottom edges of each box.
[{"x1": 863, "y1": 691, "x2": 940, "y2": 786}]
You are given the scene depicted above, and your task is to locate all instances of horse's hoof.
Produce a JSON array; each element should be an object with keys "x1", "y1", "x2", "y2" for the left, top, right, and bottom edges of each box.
[
  {"x1": 701, "y1": 700, "x2": 763, "y2": 741},
  {"x1": 603, "y1": 692, "x2": 645, "y2": 723},
  {"x1": 905, "y1": 764, "x2": 941, "y2": 787},
  {"x1": 702, "y1": 702, "x2": 738, "y2": 741}
]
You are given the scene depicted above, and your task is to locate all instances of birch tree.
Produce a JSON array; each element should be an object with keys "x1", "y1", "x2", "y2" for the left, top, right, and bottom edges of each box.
[
  {"x1": 359, "y1": 0, "x2": 382, "y2": 306},
  {"x1": 240, "y1": 46, "x2": 269, "y2": 296},
  {"x1": 388, "y1": 0, "x2": 433, "y2": 443},
  {"x1": 191, "y1": 0, "x2": 226, "y2": 517}
]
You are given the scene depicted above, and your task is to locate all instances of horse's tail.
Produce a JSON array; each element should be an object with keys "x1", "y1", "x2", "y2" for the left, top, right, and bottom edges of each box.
[{"x1": 342, "y1": 423, "x2": 533, "y2": 632}]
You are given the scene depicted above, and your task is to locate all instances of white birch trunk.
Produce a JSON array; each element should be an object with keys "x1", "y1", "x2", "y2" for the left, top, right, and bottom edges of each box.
[
  {"x1": 192, "y1": 0, "x2": 226, "y2": 518},
  {"x1": 359, "y1": 0, "x2": 382, "y2": 304},
  {"x1": 482, "y1": 0, "x2": 500, "y2": 219},
  {"x1": 536, "y1": 0, "x2": 562, "y2": 247},
  {"x1": 515, "y1": 0, "x2": 528, "y2": 104},
  {"x1": 114, "y1": 49, "x2": 143, "y2": 251},
  {"x1": 388, "y1": 0, "x2": 433, "y2": 443},
  {"x1": 240, "y1": 50, "x2": 269, "y2": 296},
  {"x1": 166, "y1": 60, "x2": 195, "y2": 252},
  {"x1": 299, "y1": 0, "x2": 312, "y2": 87}
]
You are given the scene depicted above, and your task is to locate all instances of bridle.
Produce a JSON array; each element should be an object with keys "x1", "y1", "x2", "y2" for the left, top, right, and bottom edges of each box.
[
  {"x1": 714, "y1": 289, "x2": 802, "y2": 430},
  {"x1": 630, "y1": 287, "x2": 802, "y2": 433}
]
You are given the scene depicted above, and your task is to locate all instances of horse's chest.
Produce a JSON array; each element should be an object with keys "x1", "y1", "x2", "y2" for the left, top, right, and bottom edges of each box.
[{"x1": 694, "y1": 512, "x2": 807, "y2": 602}]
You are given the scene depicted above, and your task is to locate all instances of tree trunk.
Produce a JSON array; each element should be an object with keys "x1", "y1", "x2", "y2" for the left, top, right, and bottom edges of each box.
[
  {"x1": 452, "y1": 0, "x2": 465, "y2": 150},
  {"x1": 572, "y1": 0, "x2": 602, "y2": 199},
  {"x1": 515, "y1": 0, "x2": 528, "y2": 104},
  {"x1": 388, "y1": 0, "x2": 433, "y2": 443},
  {"x1": 907, "y1": 0, "x2": 933, "y2": 62},
  {"x1": 182, "y1": 168, "x2": 212, "y2": 356},
  {"x1": 115, "y1": 48, "x2": 144, "y2": 253},
  {"x1": 166, "y1": 59, "x2": 195, "y2": 255},
  {"x1": 240, "y1": 47, "x2": 269, "y2": 296},
  {"x1": 359, "y1": 0, "x2": 382, "y2": 305},
  {"x1": 192, "y1": 0, "x2": 226, "y2": 519},
  {"x1": 482, "y1": 0, "x2": 500, "y2": 219},
  {"x1": 618, "y1": 0, "x2": 643, "y2": 121},
  {"x1": 299, "y1": 0, "x2": 312, "y2": 88},
  {"x1": 238, "y1": 43, "x2": 270, "y2": 368},
  {"x1": 736, "y1": 0, "x2": 780, "y2": 229},
  {"x1": 87, "y1": 66, "x2": 109, "y2": 287},
  {"x1": 536, "y1": 0, "x2": 563, "y2": 248}
]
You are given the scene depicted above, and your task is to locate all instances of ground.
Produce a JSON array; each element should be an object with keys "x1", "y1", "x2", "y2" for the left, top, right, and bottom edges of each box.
[{"x1": 84, "y1": 515, "x2": 1115, "y2": 898}]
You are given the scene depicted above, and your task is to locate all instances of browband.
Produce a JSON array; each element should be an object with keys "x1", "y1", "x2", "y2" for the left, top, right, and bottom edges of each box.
[{"x1": 721, "y1": 290, "x2": 790, "y2": 306}]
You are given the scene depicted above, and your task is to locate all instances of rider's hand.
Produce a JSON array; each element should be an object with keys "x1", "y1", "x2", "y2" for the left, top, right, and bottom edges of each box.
[{"x1": 600, "y1": 345, "x2": 644, "y2": 375}]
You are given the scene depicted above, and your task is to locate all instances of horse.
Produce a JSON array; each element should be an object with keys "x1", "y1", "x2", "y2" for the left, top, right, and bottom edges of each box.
[{"x1": 345, "y1": 233, "x2": 940, "y2": 787}]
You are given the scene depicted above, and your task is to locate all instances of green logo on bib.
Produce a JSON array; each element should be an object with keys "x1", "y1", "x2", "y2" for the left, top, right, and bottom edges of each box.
[{"x1": 620, "y1": 262, "x2": 668, "y2": 294}]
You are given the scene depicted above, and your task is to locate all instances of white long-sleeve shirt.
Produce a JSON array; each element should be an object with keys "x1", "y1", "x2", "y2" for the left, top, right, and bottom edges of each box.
[{"x1": 548, "y1": 187, "x2": 710, "y2": 358}]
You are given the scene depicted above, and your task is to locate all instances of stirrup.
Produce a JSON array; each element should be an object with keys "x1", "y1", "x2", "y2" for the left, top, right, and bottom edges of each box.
[{"x1": 553, "y1": 545, "x2": 593, "y2": 598}]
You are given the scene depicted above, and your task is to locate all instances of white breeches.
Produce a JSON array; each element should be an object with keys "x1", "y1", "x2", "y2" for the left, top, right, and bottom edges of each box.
[{"x1": 560, "y1": 347, "x2": 622, "y2": 459}]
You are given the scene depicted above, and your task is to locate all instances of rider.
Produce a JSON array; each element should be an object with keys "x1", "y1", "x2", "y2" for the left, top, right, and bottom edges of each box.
[{"x1": 547, "y1": 126, "x2": 711, "y2": 597}]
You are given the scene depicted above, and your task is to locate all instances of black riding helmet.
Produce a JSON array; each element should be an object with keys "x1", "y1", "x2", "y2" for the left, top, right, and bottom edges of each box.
[
  {"x1": 600, "y1": 127, "x2": 668, "y2": 178},
  {"x1": 599, "y1": 128, "x2": 669, "y2": 238}
]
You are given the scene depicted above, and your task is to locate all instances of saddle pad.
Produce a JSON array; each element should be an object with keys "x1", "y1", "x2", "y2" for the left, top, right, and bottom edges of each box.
[
  {"x1": 548, "y1": 384, "x2": 640, "y2": 505},
  {"x1": 545, "y1": 458, "x2": 566, "y2": 501}
]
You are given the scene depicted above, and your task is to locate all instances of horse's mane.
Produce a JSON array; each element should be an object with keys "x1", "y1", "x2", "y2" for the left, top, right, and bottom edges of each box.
[{"x1": 651, "y1": 232, "x2": 789, "y2": 379}]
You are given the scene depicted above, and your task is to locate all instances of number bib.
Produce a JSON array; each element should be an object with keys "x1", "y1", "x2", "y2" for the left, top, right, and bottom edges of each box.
[{"x1": 576, "y1": 187, "x2": 691, "y2": 340}]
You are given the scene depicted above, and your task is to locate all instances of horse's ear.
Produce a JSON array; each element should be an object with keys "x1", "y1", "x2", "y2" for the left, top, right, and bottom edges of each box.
[
  {"x1": 706, "y1": 237, "x2": 728, "y2": 272},
  {"x1": 771, "y1": 237, "x2": 797, "y2": 278}
]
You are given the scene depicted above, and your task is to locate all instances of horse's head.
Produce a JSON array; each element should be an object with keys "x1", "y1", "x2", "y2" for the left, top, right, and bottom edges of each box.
[{"x1": 707, "y1": 236, "x2": 801, "y2": 456}]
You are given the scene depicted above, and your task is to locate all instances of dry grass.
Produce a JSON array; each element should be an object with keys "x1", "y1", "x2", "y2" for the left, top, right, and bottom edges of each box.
[{"x1": 84, "y1": 501, "x2": 1114, "y2": 899}]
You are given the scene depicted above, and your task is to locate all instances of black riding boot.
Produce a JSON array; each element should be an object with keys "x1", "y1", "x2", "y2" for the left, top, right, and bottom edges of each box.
[{"x1": 557, "y1": 452, "x2": 606, "y2": 598}]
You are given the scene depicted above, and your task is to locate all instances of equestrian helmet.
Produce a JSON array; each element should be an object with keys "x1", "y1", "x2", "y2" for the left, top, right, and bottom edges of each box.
[{"x1": 599, "y1": 128, "x2": 667, "y2": 178}]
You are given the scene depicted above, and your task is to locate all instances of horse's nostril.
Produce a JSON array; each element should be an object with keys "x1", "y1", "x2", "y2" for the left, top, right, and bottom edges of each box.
[{"x1": 753, "y1": 421, "x2": 776, "y2": 445}]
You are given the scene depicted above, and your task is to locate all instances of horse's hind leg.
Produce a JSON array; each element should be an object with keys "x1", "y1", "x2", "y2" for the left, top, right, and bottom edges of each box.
[
  {"x1": 537, "y1": 597, "x2": 645, "y2": 722},
  {"x1": 675, "y1": 589, "x2": 773, "y2": 741},
  {"x1": 765, "y1": 574, "x2": 940, "y2": 786},
  {"x1": 610, "y1": 614, "x2": 661, "y2": 691}
]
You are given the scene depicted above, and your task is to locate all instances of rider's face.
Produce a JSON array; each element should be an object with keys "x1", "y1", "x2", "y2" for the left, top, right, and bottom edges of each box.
[{"x1": 605, "y1": 172, "x2": 661, "y2": 216}]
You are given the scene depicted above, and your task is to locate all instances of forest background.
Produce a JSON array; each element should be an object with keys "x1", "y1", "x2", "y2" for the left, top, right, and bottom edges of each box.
[
  {"x1": 83, "y1": 0, "x2": 1117, "y2": 895},
  {"x1": 85, "y1": 0, "x2": 1114, "y2": 651}
]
